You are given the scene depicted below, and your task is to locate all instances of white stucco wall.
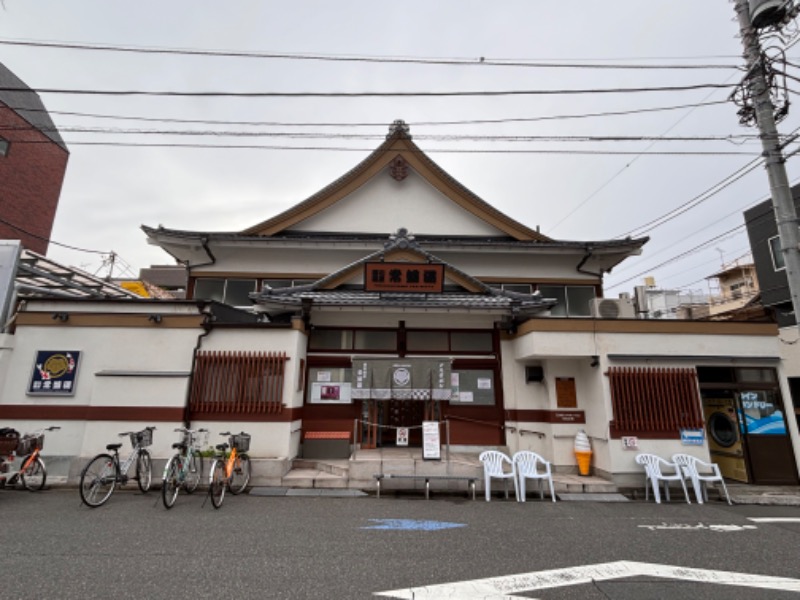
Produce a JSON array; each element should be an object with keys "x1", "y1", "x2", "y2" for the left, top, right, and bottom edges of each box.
[
  {"x1": 290, "y1": 168, "x2": 505, "y2": 237},
  {"x1": 502, "y1": 325, "x2": 793, "y2": 482}
]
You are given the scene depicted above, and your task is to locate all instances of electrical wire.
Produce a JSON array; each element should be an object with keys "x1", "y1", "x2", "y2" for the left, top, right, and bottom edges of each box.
[
  {"x1": 0, "y1": 82, "x2": 740, "y2": 98},
  {"x1": 0, "y1": 38, "x2": 742, "y2": 70},
  {"x1": 11, "y1": 140, "x2": 761, "y2": 155},
  {"x1": 0, "y1": 125, "x2": 766, "y2": 143},
  {"x1": 0, "y1": 215, "x2": 111, "y2": 255},
  {"x1": 16, "y1": 100, "x2": 729, "y2": 128}
]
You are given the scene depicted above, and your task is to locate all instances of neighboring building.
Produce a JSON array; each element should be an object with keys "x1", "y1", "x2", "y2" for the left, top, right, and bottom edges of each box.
[
  {"x1": 634, "y1": 283, "x2": 708, "y2": 320},
  {"x1": 744, "y1": 187, "x2": 800, "y2": 441},
  {"x1": 705, "y1": 262, "x2": 760, "y2": 319},
  {"x1": 0, "y1": 63, "x2": 69, "y2": 255},
  {"x1": 1, "y1": 121, "x2": 797, "y2": 488},
  {"x1": 745, "y1": 190, "x2": 800, "y2": 328}
]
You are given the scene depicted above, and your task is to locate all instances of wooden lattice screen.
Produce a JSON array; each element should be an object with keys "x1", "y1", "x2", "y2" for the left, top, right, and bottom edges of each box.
[
  {"x1": 189, "y1": 351, "x2": 287, "y2": 415},
  {"x1": 608, "y1": 366, "x2": 703, "y2": 438}
]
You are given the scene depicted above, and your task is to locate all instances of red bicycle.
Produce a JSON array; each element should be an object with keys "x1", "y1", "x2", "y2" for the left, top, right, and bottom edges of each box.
[{"x1": 0, "y1": 426, "x2": 60, "y2": 491}]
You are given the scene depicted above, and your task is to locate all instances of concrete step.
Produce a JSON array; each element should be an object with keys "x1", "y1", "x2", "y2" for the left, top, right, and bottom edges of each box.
[{"x1": 281, "y1": 468, "x2": 349, "y2": 489}]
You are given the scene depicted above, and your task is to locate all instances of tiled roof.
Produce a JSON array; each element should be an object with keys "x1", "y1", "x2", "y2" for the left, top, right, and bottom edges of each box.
[{"x1": 257, "y1": 289, "x2": 553, "y2": 314}]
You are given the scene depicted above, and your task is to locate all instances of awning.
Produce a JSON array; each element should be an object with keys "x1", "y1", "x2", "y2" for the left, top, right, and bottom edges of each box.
[{"x1": 351, "y1": 357, "x2": 452, "y2": 401}]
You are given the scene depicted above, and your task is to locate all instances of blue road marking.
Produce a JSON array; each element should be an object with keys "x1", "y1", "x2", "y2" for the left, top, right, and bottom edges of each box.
[{"x1": 361, "y1": 519, "x2": 466, "y2": 531}]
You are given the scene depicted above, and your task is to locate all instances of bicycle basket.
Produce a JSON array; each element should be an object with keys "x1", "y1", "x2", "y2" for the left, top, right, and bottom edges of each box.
[
  {"x1": 230, "y1": 433, "x2": 251, "y2": 453},
  {"x1": 131, "y1": 428, "x2": 153, "y2": 448},
  {"x1": 0, "y1": 429, "x2": 19, "y2": 455},
  {"x1": 17, "y1": 433, "x2": 44, "y2": 455}
]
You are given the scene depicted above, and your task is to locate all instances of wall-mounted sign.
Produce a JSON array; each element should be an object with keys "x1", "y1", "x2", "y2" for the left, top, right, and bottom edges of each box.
[
  {"x1": 309, "y1": 382, "x2": 353, "y2": 404},
  {"x1": 422, "y1": 421, "x2": 441, "y2": 460},
  {"x1": 680, "y1": 428, "x2": 705, "y2": 446},
  {"x1": 621, "y1": 436, "x2": 639, "y2": 451},
  {"x1": 28, "y1": 350, "x2": 81, "y2": 396},
  {"x1": 364, "y1": 262, "x2": 445, "y2": 293}
]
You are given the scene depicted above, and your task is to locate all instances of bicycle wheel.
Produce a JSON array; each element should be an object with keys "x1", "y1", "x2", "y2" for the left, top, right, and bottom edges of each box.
[
  {"x1": 209, "y1": 459, "x2": 226, "y2": 509},
  {"x1": 184, "y1": 453, "x2": 203, "y2": 494},
  {"x1": 161, "y1": 455, "x2": 181, "y2": 509},
  {"x1": 136, "y1": 449, "x2": 152, "y2": 493},
  {"x1": 20, "y1": 456, "x2": 47, "y2": 491},
  {"x1": 79, "y1": 454, "x2": 117, "y2": 508},
  {"x1": 228, "y1": 453, "x2": 251, "y2": 495}
]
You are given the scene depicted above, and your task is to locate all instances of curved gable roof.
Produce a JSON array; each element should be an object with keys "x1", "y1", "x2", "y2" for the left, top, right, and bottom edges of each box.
[{"x1": 242, "y1": 120, "x2": 550, "y2": 242}]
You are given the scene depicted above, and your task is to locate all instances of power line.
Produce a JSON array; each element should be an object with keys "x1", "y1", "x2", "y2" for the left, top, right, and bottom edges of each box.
[
  {"x1": 0, "y1": 82, "x2": 740, "y2": 98},
  {"x1": 11, "y1": 140, "x2": 762, "y2": 155},
  {"x1": 0, "y1": 125, "x2": 766, "y2": 144},
  {"x1": 606, "y1": 223, "x2": 747, "y2": 290},
  {"x1": 0, "y1": 215, "x2": 110, "y2": 255},
  {"x1": 613, "y1": 158, "x2": 765, "y2": 239},
  {"x1": 10, "y1": 99, "x2": 733, "y2": 128},
  {"x1": 0, "y1": 38, "x2": 742, "y2": 70}
]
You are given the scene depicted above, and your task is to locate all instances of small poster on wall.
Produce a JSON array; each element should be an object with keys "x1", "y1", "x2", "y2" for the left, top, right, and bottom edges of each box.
[
  {"x1": 309, "y1": 382, "x2": 353, "y2": 404},
  {"x1": 28, "y1": 350, "x2": 81, "y2": 396},
  {"x1": 422, "y1": 421, "x2": 441, "y2": 460}
]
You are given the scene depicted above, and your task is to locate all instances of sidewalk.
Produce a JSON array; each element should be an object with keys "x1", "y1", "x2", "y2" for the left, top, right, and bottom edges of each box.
[{"x1": 248, "y1": 483, "x2": 800, "y2": 505}]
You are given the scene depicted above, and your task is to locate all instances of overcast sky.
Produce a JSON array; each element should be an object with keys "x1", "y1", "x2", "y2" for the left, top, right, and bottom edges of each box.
[{"x1": 1, "y1": 1, "x2": 797, "y2": 296}]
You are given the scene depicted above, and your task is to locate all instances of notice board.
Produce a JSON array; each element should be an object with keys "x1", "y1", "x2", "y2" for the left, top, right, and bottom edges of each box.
[{"x1": 422, "y1": 421, "x2": 441, "y2": 460}]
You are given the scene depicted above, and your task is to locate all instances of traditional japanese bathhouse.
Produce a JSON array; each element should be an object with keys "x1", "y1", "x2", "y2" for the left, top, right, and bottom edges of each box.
[{"x1": 141, "y1": 121, "x2": 799, "y2": 484}]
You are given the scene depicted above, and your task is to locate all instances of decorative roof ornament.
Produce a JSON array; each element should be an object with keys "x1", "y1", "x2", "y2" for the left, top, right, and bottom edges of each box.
[
  {"x1": 387, "y1": 119, "x2": 411, "y2": 139},
  {"x1": 389, "y1": 155, "x2": 409, "y2": 181},
  {"x1": 385, "y1": 228, "x2": 419, "y2": 250}
]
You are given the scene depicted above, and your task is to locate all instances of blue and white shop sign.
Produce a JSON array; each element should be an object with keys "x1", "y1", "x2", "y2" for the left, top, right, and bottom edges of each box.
[
  {"x1": 27, "y1": 350, "x2": 81, "y2": 396},
  {"x1": 680, "y1": 428, "x2": 705, "y2": 446}
]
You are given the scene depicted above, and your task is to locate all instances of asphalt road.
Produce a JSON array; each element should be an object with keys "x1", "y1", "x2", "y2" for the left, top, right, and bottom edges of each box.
[{"x1": 2, "y1": 486, "x2": 800, "y2": 599}]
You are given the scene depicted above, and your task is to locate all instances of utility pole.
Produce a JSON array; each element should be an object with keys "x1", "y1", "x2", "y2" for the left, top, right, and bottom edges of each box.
[{"x1": 734, "y1": 0, "x2": 800, "y2": 330}]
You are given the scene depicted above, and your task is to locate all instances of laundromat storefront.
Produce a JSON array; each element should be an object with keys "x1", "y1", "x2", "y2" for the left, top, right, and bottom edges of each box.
[{"x1": 697, "y1": 366, "x2": 798, "y2": 485}]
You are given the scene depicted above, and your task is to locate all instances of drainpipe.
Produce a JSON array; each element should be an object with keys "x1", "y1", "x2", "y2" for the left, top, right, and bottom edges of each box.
[{"x1": 183, "y1": 300, "x2": 214, "y2": 427}]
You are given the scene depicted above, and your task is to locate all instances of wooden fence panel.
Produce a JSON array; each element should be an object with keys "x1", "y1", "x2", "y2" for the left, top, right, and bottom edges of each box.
[
  {"x1": 189, "y1": 351, "x2": 287, "y2": 416},
  {"x1": 608, "y1": 366, "x2": 703, "y2": 437}
]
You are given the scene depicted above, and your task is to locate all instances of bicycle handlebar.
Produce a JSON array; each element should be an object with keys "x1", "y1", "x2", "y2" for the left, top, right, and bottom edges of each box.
[{"x1": 118, "y1": 425, "x2": 157, "y2": 436}]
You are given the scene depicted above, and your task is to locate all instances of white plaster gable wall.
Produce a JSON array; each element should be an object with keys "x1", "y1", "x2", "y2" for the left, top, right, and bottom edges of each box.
[{"x1": 288, "y1": 168, "x2": 506, "y2": 236}]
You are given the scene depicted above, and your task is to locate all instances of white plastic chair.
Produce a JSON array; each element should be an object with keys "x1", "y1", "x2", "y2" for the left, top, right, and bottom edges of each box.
[
  {"x1": 512, "y1": 451, "x2": 556, "y2": 503},
  {"x1": 634, "y1": 453, "x2": 691, "y2": 504},
  {"x1": 479, "y1": 450, "x2": 517, "y2": 501},
  {"x1": 672, "y1": 453, "x2": 732, "y2": 505}
]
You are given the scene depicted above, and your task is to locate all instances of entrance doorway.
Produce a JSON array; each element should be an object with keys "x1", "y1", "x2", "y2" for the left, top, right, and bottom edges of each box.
[{"x1": 698, "y1": 366, "x2": 799, "y2": 485}]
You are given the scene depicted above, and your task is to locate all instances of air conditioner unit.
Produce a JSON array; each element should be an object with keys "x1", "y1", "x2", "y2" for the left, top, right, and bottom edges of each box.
[{"x1": 590, "y1": 297, "x2": 635, "y2": 319}]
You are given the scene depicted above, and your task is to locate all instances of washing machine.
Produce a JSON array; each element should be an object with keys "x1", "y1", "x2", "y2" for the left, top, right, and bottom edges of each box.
[{"x1": 702, "y1": 396, "x2": 748, "y2": 482}]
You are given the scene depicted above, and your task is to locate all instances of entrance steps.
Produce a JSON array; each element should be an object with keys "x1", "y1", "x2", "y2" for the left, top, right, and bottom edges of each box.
[{"x1": 277, "y1": 450, "x2": 618, "y2": 496}]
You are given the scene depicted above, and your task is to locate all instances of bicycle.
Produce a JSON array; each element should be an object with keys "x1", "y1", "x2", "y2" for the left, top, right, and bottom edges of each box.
[
  {"x1": 79, "y1": 426, "x2": 156, "y2": 508},
  {"x1": 0, "y1": 426, "x2": 60, "y2": 491},
  {"x1": 208, "y1": 431, "x2": 252, "y2": 509},
  {"x1": 161, "y1": 427, "x2": 209, "y2": 509}
]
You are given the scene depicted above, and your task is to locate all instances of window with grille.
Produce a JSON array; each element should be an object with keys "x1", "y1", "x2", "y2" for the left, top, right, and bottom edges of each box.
[
  {"x1": 189, "y1": 351, "x2": 287, "y2": 415},
  {"x1": 608, "y1": 366, "x2": 703, "y2": 438}
]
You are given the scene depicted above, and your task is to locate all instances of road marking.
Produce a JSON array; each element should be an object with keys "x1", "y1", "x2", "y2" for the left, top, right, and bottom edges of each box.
[
  {"x1": 374, "y1": 560, "x2": 800, "y2": 599},
  {"x1": 748, "y1": 517, "x2": 800, "y2": 523},
  {"x1": 638, "y1": 522, "x2": 758, "y2": 532},
  {"x1": 361, "y1": 519, "x2": 466, "y2": 531}
]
